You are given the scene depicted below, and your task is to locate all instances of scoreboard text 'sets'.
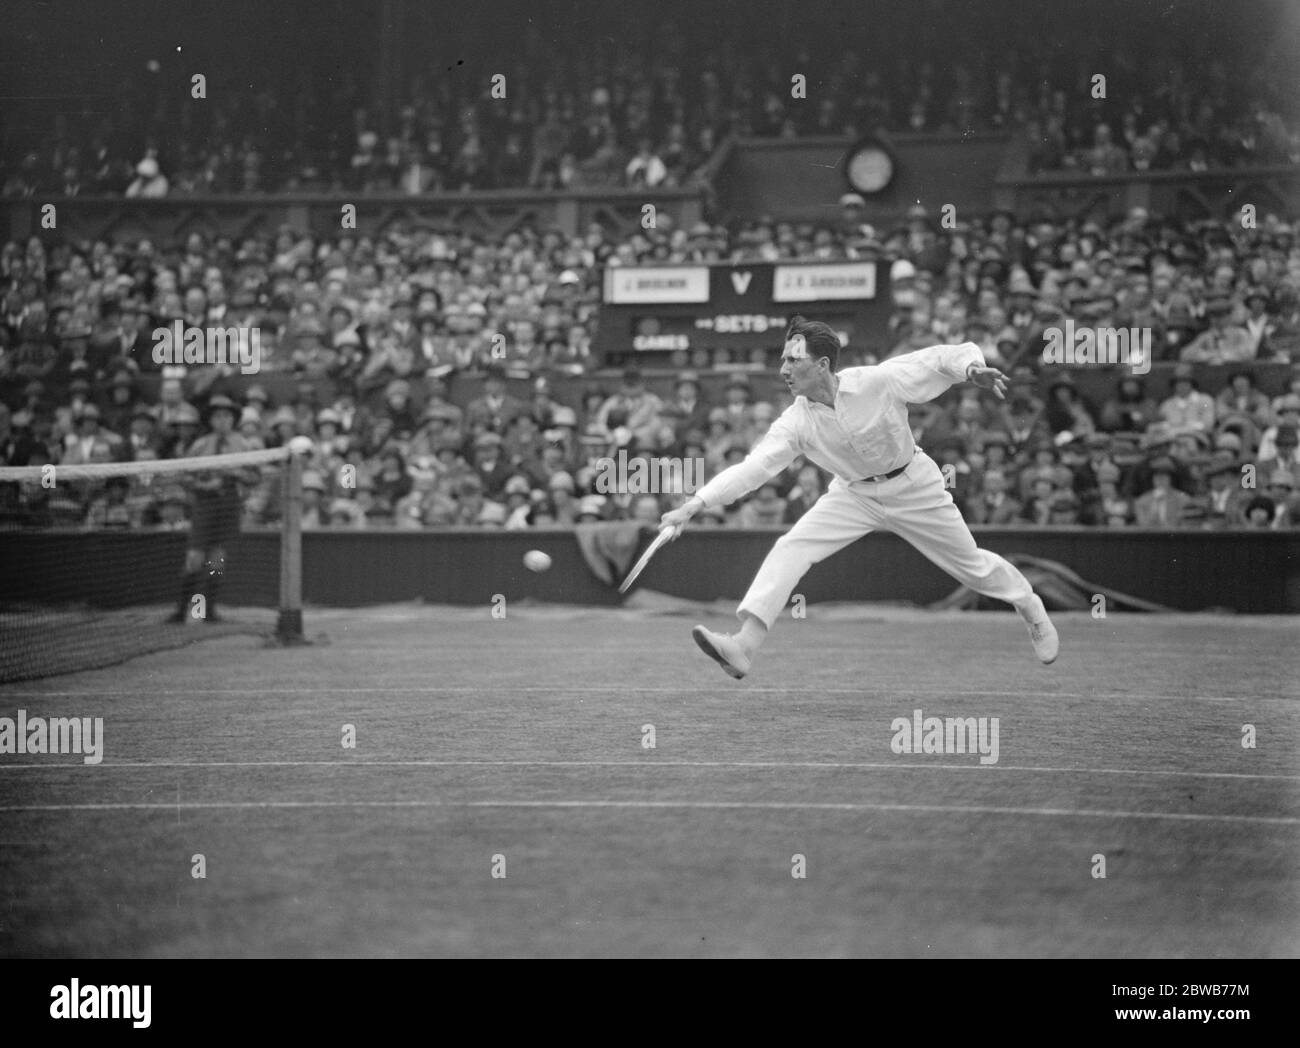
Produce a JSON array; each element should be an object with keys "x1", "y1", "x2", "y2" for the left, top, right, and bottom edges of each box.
[{"x1": 597, "y1": 261, "x2": 890, "y2": 369}]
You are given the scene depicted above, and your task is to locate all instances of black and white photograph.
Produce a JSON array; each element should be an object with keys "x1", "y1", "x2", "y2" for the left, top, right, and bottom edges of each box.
[{"x1": 0, "y1": 0, "x2": 1296, "y2": 1006}]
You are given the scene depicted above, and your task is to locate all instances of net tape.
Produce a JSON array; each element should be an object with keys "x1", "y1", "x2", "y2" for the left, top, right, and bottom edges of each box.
[{"x1": 0, "y1": 446, "x2": 291, "y2": 483}]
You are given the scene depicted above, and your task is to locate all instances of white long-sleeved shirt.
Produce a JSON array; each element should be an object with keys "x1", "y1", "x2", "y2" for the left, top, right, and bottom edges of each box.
[{"x1": 694, "y1": 342, "x2": 984, "y2": 508}]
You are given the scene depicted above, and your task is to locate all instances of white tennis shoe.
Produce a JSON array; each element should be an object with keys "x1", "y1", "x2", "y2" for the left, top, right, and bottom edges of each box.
[
  {"x1": 1017, "y1": 595, "x2": 1059, "y2": 664},
  {"x1": 692, "y1": 625, "x2": 752, "y2": 679}
]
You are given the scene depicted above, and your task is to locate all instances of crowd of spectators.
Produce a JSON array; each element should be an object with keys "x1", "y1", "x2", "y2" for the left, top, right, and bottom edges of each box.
[
  {"x1": 4, "y1": 23, "x2": 1297, "y2": 198},
  {"x1": 2, "y1": 195, "x2": 1300, "y2": 531}
]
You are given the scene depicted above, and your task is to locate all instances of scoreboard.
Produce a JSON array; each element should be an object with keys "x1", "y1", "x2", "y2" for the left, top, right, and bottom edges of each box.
[{"x1": 597, "y1": 261, "x2": 891, "y2": 369}]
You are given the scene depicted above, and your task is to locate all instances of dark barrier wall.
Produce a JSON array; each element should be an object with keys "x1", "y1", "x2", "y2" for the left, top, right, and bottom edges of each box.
[
  {"x1": 717, "y1": 135, "x2": 1300, "y2": 225},
  {"x1": 0, "y1": 188, "x2": 705, "y2": 245},
  {"x1": 4, "y1": 529, "x2": 1298, "y2": 614}
]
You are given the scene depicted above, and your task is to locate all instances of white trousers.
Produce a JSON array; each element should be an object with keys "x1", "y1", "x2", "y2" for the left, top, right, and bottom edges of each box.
[{"x1": 737, "y1": 450, "x2": 1035, "y2": 628}]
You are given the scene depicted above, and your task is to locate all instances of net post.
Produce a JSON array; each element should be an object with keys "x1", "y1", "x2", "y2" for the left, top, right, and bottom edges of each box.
[{"x1": 276, "y1": 449, "x2": 304, "y2": 642}]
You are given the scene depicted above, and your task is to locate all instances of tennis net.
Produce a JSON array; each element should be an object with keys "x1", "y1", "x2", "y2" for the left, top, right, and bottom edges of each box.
[{"x1": 0, "y1": 447, "x2": 304, "y2": 682}]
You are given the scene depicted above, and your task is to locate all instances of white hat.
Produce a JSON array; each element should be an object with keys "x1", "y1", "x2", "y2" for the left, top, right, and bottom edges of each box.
[
  {"x1": 136, "y1": 157, "x2": 159, "y2": 179},
  {"x1": 890, "y1": 259, "x2": 917, "y2": 282}
]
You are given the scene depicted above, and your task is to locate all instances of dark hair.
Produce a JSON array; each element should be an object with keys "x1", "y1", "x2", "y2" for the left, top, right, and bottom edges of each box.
[{"x1": 785, "y1": 315, "x2": 841, "y2": 371}]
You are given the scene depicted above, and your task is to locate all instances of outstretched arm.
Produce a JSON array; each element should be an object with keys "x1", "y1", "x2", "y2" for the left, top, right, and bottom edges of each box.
[
  {"x1": 883, "y1": 341, "x2": 1005, "y2": 402},
  {"x1": 660, "y1": 413, "x2": 801, "y2": 531}
]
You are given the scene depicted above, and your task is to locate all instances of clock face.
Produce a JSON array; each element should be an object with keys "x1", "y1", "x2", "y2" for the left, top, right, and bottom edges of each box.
[{"x1": 847, "y1": 145, "x2": 894, "y2": 193}]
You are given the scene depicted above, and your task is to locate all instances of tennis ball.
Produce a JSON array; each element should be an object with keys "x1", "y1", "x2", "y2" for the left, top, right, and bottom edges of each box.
[{"x1": 523, "y1": 550, "x2": 552, "y2": 573}]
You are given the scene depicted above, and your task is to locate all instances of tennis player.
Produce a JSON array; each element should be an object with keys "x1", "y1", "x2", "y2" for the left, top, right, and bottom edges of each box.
[{"x1": 660, "y1": 316, "x2": 1059, "y2": 679}]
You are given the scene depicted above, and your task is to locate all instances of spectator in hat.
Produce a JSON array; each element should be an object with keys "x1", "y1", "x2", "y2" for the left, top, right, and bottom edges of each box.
[
  {"x1": 1017, "y1": 440, "x2": 1060, "y2": 501},
  {"x1": 300, "y1": 470, "x2": 328, "y2": 529},
  {"x1": 380, "y1": 378, "x2": 419, "y2": 434},
  {"x1": 596, "y1": 366, "x2": 664, "y2": 450},
  {"x1": 736, "y1": 482, "x2": 788, "y2": 527},
  {"x1": 125, "y1": 403, "x2": 162, "y2": 461},
  {"x1": 720, "y1": 372, "x2": 758, "y2": 430},
  {"x1": 66, "y1": 376, "x2": 95, "y2": 415},
  {"x1": 1262, "y1": 470, "x2": 1299, "y2": 527},
  {"x1": 1257, "y1": 395, "x2": 1300, "y2": 462},
  {"x1": 104, "y1": 298, "x2": 153, "y2": 370},
  {"x1": 667, "y1": 370, "x2": 711, "y2": 447},
  {"x1": 528, "y1": 376, "x2": 561, "y2": 429},
  {"x1": 1135, "y1": 456, "x2": 1193, "y2": 527},
  {"x1": 237, "y1": 407, "x2": 266, "y2": 450},
  {"x1": 503, "y1": 475, "x2": 540, "y2": 529},
  {"x1": 316, "y1": 408, "x2": 350, "y2": 458},
  {"x1": 1159, "y1": 364, "x2": 1216, "y2": 436},
  {"x1": 1043, "y1": 374, "x2": 1096, "y2": 439},
  {"x1": 408, "y1": 402, "x2": 459, "y2": 462},
  {"x1": 343, "y1": 474, "x2": 387, "y2": 527},
  {"x1": 324, "y1": 490, "x2": 368, "y2": 528},
  {"x1": 972, "y1": 429, "x2": 1011, "y2": 480},
  {"x1": 260, "y1": 405, "x2": 295, "y2": 449},
  {"x1": 1240, "y1": 495, "x2": 1278, "y2": 529},
  {"x1": 125, "y1": 156, "x2": 168, "y2": 198},
  {"x1": 160, "y1": 401, "x2": 202, "y2": 458},
  {"x1": 1099, "y1": 375, "x2": 1159, "y2": 433},
  {"x1": 998, "y1": 388, "x2": 1047, "y2": 459},
  {"x1": 466, "y1": 366, "x2": 525, "y2": 434},
  {"x1": 546, "y1": 471, "x2": 579, "y2": 525},
  {"x1": 84, "y1": 475, "x2": 140, "y2": 530},
  {"x1": 575, "y1": 493, "x2": 607, "y2": 523},
  {"x1": 360, "y1": 330, "x2": 419, "y2": 393},
  {"x1": 453, "y1": 474, "x2": 505, "y2": 527},
  {"x1": 471, "y1": 431, "x2": 513, "y2": 498},
  {"x1": 328, "y1": 388, "x2": 366, "y2": 437},
  {"x1": 932, "y1": 435, "x2": 975, "y2": 512},
  {"x1": 1202, "y1": 451, "x2": 1249, "y2": 528},
  {"x1": 1258, "y1": 424, "x2": 1300, "y2": 477},
  {"x1": 782, "y1": 462, "x2": 825, "y2": 524},
  {"x1": 418, "y1": 375, "x2": 463, "y2": 429},
  {"x1": 628, "y1": 492, "x2": 665, "y2": 526},
  {"x1": 969, "y1": 468, "x2": 1023, "y2": 525},
  {"x1": 1094, "y1": 461, "x2": 1132, "y2": 527},
  {"x1": 1019, "y1": 472, "x2": 1057, "y2": 525},
  {"x1": 100, "y1": 370, "x2": 139, "y2": 435},
  {"x1": 1047, "y1": 489, "x2": 1081, "y2": 525},
  {"x1": 0, "y1": 407, "x2": 21, "y2": 473},
  {"x1": 1241, "y1": 289, "x2": 1276, "y2": 357},
  {"x1": 243, "y1": 383, "x2": 271, "y2": 410},
  {"x1": 61, "y1": 404, "x2": 117, "y2": 465},
  {"x1": 1180, "y1": 298, "x2": 1254, "y2": 364},
  {"x1": 1215, "y1": 370, "x2": 1273, "y2": 431},
  {"x1": 1270, "y1": 367, "x2": 1300, "y2": 417},
  {"x1": 291, "y1": 318, "x2": 340, "y2": 378},
  {"x1": 156, "y1": 485, "x2": 189, "y2": 530},
  {"x1": 369, "y1": 448, "x2": 413, "y2": 514}
]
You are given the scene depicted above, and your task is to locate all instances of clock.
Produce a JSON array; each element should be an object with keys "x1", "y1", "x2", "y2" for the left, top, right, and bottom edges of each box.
[{"x1": 845, "y1": 139, "x2": 895, "y2": 194}]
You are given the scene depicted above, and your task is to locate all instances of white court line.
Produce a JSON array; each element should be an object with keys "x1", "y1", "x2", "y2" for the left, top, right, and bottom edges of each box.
[
  {"x1": 2, "y1": 686, "x2": 1295, "y2": 703},
  {"x1": 0, "y1": 799, "x2": 1295, "y2": 825},
  {"x1": 0, "y1": 760, "x2": 1294, "y2": 781}
]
